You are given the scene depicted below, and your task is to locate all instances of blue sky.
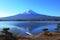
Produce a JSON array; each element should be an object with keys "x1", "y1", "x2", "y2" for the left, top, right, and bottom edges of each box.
[{"x1": 0, "y1": 0, "x2": 60, "y2": 17}]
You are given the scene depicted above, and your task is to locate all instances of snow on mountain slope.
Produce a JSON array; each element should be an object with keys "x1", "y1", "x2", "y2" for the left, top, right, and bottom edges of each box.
[{"x1": 0, "y1": 10, "x2": 60, "y2": 21}]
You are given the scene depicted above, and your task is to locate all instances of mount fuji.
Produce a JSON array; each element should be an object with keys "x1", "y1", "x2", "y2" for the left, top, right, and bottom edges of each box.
[{"x1": 0, "y1": 10, "x2": 60, "y2": 21}]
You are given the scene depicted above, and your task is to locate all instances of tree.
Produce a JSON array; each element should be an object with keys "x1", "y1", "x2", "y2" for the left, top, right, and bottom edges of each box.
[
  {"x1": 55, "y1": 23, "x2": 60, "y2": 32},
  {"x1": 42, "y1": 28, "x2": 49, "y2": 36},
  {"x1": 1, "y1": 28, "x2": 18, "y2": 40}
]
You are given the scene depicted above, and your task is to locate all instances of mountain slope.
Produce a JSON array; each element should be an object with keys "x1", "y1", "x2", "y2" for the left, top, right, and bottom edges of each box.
[{"x1": 0, "y1": 10, "x2": 60, "y2": 21}]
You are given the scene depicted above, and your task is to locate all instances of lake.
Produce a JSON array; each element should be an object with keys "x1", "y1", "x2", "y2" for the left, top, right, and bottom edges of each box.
[{"x1": 0, "y1": 21, "x2": 60, "y2": 35}]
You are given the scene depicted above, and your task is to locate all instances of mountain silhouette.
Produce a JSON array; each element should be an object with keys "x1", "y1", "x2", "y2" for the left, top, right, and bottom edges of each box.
[{"x1": 0, "y1": 10, "x2": 60, "y2": 21}]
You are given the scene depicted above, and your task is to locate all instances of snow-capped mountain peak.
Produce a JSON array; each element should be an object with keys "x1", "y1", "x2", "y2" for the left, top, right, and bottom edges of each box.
[
  {"x1": 0, "y1": 10, "x2": 60, "y2": 21},
  {"x1": 24, "y1": 10, "x2": 36, "y2": 14}
]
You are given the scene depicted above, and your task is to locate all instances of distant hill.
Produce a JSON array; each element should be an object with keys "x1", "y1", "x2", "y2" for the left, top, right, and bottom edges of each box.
[{"x1": 0, "y1": 10, "x2": 60, "y2": 21}]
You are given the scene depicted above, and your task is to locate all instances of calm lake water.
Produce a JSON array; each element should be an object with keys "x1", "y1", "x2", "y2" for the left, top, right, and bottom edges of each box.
[{"x1": 0, "y1": 21, "x2": 60, "y2": 35}]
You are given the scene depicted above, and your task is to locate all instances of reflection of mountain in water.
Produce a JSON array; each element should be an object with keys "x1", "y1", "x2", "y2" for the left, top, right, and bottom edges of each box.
[
  {"x1": 15, "y1": 22, "x2": 46, "y2": 31},
  {"x1": 0, "y1": 10, "x2": 60, "y2": 21},
  {"x1": 0, "y1": 21, "x2": 60, "y2": 35}
]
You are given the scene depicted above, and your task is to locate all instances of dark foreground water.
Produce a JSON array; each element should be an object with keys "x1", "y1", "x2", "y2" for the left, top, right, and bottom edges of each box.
[{"x1": 0, "y1": 21, "x2": 60, "y2": 35}]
